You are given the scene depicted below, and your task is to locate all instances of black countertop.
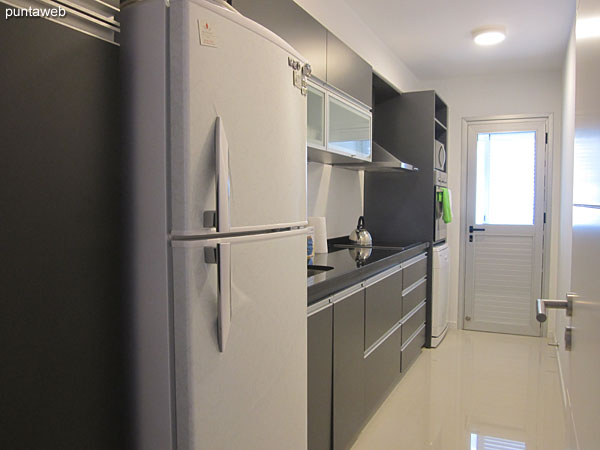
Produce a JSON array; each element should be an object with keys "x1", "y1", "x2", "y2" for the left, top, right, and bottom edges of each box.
[{"x1": 307, "y1": 242, "x2": 429, "y2": 306}]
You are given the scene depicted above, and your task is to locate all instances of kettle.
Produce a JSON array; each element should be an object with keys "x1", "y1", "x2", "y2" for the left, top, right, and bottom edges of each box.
[
  {"x1": 349, "y1": 246, "x2": 372, "y2": 266},
  {"x1": 349, "y1": 216, "x2": 372, "y2": 247}
]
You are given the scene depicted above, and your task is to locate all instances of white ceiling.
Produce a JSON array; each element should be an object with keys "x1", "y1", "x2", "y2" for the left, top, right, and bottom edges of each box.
[{"x1": 343, "y1": 0, "x2": 575, "y2": 80}]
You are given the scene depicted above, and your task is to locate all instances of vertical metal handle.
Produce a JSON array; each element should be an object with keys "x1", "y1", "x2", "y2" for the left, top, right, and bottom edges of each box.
[
  {"x1": 215, "y1": 116, "x2": 231, "y2": 233},
  {"x1": 217, "y1": 243, "x2": 232, "y2": 352}
]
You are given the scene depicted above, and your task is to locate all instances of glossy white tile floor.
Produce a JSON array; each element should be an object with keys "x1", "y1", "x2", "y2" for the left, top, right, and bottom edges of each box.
[{"x1": 351, "y1": 329, "x2": 566, "y2": 450}]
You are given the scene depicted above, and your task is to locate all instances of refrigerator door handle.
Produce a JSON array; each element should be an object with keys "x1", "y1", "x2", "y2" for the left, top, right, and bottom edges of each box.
[
  {"x1": 217, "y1": 242, "x2": 232, "y2": 352},
  {"x1": 215, "y1": 117, "x2": 231, "y2": 233}
]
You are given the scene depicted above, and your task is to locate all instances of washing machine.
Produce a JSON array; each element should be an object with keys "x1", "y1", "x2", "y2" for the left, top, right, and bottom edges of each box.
[{"x1": 431, "y1": 243, "x2": 450, "y2": 347}]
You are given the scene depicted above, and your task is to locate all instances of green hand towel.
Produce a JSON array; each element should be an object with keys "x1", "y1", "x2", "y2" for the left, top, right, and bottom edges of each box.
[{"x1": 442, "y1": 187, "x2": 452, "y2": 224}]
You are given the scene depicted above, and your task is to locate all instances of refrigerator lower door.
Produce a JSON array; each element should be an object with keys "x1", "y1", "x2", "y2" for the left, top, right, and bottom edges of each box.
[
  {"x1": 170, "y1": 228, "x2": 308, "y2": 449},
  {"x1": 170, "y1": 0, "x2": 308, "y2": 237}
]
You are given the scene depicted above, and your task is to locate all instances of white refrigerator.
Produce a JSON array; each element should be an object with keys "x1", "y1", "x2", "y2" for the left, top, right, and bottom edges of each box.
[{"x1": 122, "y1": 1, "x2": 310, "y2": 448}]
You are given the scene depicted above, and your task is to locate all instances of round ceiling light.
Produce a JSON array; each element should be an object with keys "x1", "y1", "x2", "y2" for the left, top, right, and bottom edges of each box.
[{"x1": 472, "y1": 27, "x2": 506, "y2": 46}]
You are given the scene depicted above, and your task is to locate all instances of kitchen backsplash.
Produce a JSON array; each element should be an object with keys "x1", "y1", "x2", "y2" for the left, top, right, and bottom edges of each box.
[{"x1": 307, "y1": 162, "x2": 363, "y2": 238}]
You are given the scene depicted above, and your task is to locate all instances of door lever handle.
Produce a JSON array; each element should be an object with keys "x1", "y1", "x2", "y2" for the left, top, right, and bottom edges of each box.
[
  {"x1": 469, "y1": 226, "x2": 486, "y2": 233},
  {"x1": 536, "y1": 292, "x2": 576, "y2": 322}
]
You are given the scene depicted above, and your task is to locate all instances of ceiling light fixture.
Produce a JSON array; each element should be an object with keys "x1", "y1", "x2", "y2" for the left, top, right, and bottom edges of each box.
[{"x1": 472, "y1": 27, "x2": 506, "y2": 46}]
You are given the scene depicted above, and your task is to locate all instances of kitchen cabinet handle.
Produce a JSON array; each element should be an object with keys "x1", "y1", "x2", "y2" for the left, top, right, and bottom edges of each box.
[
  {"x1": 363, "y1": 263, "x2": 402, "y2": 288},
  {"x1": 217, "y1": 243, "x2": 232, "y2": 352},
  {"x1": 402, "y1": 253, "x2": 427, "y2": 269},
  {"x1": 215, "y1": 116, "x2": 231, "y2": 233}
]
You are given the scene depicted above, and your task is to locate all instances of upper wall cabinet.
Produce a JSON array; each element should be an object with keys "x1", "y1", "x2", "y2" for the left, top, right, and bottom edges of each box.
[
  {"x1": 307, "y1": 81, "x2": 372, "y2": 163},
  {"x1": 233, "y1": 0, "x2": 372, "y2": 107},
  {"x1": 326, "y1": 32, "x2": 372, "y2": 108},
  {"x1": 233, "y1": 0, "x2": 327, "y2": 80}
]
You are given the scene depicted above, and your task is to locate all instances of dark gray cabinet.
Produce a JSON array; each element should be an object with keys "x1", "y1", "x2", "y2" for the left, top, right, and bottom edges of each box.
[
  {"x1": 333, "y1": 289, "x2": 366, "y2": 450},
  {"x1": 364, "y1": 327, "x2": 401, "y2": 418},
  {"x1": 402, "y1": 278, "x2": 427, "y2": 317},
  {"x1": 364, "y1": 267, "x2": 403, "y2": 349},
  {"x1": 401, "y1": 325, "x2": 426, "y2": 373},
  {"x1": 233, "y1": 0, "x2": 327, "y2": 80},
  {"x1": 232, "y1": 0, "x2": 372, "y2": 106},
  {"x1": 403, "y1": 255, "x2": 428, "y2": 289},
  {"x1": 402, "y1": 303, "x2": 427, "y2": 346},
  {"x1": 326, "y1": 32, "x2": 372, "y2": 107},
  {"x1": 307, "y1": 252, "x2": 428, "y2": 450},
  {"x1": 308, "y1": 303, "x2": 333, "y2": 450},
  {"x1": 365, "y1": 91, "x2": 448, "y2": 244}
]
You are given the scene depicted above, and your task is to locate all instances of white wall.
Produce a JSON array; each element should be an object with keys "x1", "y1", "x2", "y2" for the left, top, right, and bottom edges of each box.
[
  {"x1": 296, "y1": 0, "x2": 422, "y2": 239},
  {"x1": 420, "y1": 71, "x2": 563, "y2": 328},
  {"x1": 307, "y1": 162, "x2": 363, "y2": 238}
]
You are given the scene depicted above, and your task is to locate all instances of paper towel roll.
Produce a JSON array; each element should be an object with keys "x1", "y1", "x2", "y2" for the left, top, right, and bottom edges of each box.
[{"x1": 308, "y1": 217, "x2": 328, "y2": 253}]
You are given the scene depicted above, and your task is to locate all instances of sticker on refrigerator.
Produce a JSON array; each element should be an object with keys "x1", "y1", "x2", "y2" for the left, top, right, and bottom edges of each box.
[{"x1": 198, "y1": 19, "x2": 217, "y2": 47}]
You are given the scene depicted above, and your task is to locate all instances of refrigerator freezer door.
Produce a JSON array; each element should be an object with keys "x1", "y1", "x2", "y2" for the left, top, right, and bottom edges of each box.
[
  {"x1": 170, "y1": 0, "x2": 308, "y2": 237},
  {"x1": 171, "y1": 228, "x2": 308, "y2": 449}
]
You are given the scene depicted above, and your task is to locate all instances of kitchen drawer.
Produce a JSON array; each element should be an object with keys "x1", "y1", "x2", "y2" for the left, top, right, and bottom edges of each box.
[
  {"x1": 364, "y1": 265, "x2": 403, "y2": 349},
  {"x1": 402, "y1": 277, "x2": 427, "y2": 318},
  {"x1": 402, "y1": 253, "x2": 427, "y2": 290},
  {"x1": 401, "y1": 325, "x2": 426, "y2": 372},
  {"x1": 401, "y1": 302, "x2": 426, "y2": 346},
  {"x1": 364, "y1": 326, "x2": 401, "y2": 419}
]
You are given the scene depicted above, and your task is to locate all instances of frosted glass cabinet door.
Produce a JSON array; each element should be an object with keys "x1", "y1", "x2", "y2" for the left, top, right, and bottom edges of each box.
[
  {"x1": 307, "y1": 84, "x2": 325, "y2": 149},
  {"x1": 327, "y1": 94, "x2": 371, "y2": 160}
]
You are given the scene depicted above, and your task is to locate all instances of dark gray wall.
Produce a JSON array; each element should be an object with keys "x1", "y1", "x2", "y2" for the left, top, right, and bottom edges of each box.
[{"x1": 0, "y1": 8, "x2": 128, "y2": 449}]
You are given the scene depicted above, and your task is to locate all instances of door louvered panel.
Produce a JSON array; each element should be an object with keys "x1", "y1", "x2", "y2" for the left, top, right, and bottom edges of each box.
[{"x1": 472, "y1": 236, "x2": 533, "y2": 327}]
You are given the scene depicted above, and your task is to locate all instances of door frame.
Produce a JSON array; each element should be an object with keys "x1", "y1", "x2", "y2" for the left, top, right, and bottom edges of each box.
[{"x1": 457, "y1": 114, "x2": 554, "y2": 334}]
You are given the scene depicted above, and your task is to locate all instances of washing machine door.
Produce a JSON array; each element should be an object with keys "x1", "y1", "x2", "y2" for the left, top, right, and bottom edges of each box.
[{"x1": 432, "y1": 244, "x2": 450, "y2": 344}]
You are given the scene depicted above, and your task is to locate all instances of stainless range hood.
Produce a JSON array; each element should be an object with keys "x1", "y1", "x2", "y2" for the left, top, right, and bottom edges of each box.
[{"x1": 332, "y1": 141, "x2": 418, "y2": 172}]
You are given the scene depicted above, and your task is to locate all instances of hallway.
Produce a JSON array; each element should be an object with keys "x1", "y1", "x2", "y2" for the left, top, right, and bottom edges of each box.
[{"x1": 352, "y1": 329, "x2": 566, "y2": 450}]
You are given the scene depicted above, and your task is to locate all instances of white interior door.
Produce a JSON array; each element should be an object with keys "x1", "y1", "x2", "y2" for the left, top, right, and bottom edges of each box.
[
  {"x1": 464, "y1": 119, "x2": 547, "y2": 336},
  {"x1": 564, "y1": 7, "x2": 600, "y2": 445},
  {"x1": 169, "y1": 0, "x2": 307, "y2": 236},
  {"x1": 171, "y1": 229, "x2": 307, "y2": 450}
]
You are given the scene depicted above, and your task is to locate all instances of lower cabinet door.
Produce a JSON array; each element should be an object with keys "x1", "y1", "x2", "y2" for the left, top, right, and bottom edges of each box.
[
  {"x1": 401, "y1": 325, "x2": 426, "y2": 373},
  {"x1": 308, "y1": 305, "x2": 333, "y2": 450},
  {"x1": 364, "y1": 327, "x2": 401, "y2": 418},
  {"x1": 364, "y1": 267, "x2": 402, "y2": 349},
  {"x1": 401, "y1": 303, "x2": 427, "y2": 345},
  {"x1": 333, "y1": 290, "x2": 366, "y2": 450}
]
